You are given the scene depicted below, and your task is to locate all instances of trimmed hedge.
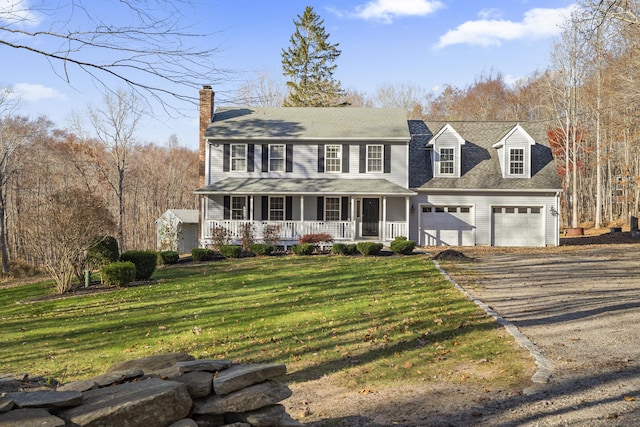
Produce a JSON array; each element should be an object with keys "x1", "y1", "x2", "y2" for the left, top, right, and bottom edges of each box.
[
  {"x1": 102, "y1": 261, "x2": 136, "y2": 287},
  {"x1": 331, "y1": 243, "x2": 357, "y2": 255},
  {"x1": 356, "y1": 242, "x2": 384, "y2": 256},
  {"x1": 389, "y1": 237, "x2": 416, "y2": 255},
  {"x1": 158, "y1": 250, "x2": 180, "y2": 265},
  {"x1": 192, "y1": 248, "x2": 215, "y2": 261},
  {"x1": 120, "y1": 250, "x2": 157, "y2": 280},
  {"x1": 291, "y1": 243, "x2": 315, "y2": 256},
  {"x1": 250, "y1": 243, "x2": 273, "y2": 256},
  {"x1": 220, "y1": 245, "x2": 242, "y2": 258},
  {"x1": 88, "y1": 236, "x2": 119, "y2": 268}
]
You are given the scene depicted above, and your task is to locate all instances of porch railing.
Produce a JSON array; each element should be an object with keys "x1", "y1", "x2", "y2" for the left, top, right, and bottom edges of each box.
[{"x1": 202, "y1": 220, "x2": 407, "y2": 244}]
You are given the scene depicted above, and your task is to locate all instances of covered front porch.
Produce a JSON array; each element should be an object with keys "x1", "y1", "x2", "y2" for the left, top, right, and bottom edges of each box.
[{"x1": 195, "y1": 178, "x2": 416, "y2": 246}]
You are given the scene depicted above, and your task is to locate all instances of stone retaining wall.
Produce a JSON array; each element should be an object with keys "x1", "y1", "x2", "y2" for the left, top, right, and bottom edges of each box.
[{"x1": 0, "y1": 352, "x2": 303, "y2": 427}]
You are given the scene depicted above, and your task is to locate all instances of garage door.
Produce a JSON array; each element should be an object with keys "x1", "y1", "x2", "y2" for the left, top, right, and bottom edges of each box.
[
  {"x1": 421, "y1": 205, "x2": 474, "y2": 246},
  {"x1": 492, "y1": 206, "x2": 544, "y2": 246}
]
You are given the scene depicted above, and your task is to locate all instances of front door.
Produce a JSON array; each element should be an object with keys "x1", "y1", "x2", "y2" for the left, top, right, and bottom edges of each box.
[{"x1": 362, "y1": 198, "x2": 380, "y2": 237}]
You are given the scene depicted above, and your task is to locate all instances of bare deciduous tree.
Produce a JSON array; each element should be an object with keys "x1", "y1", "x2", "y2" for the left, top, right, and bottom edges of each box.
[
  {"x1": 236, "y1": 71, "x2": 286, "y2": 107},
  {"x1": 24, "y1": 188, "x2": 115, "y2": 293},
  {"x1": 74, "y1": 90, "x2": 141, "y2": 252},
  {"x1": 0, "y1": 0, "x2": 225, "y2": 112}
]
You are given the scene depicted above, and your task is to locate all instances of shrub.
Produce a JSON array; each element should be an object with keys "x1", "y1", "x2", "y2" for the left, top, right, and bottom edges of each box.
[
  {"x1": 332, "y1": 243, "x2": 358, "y2": 255},
  {"x1": 5, "y1": 259, "x2": 42, "y2": 278},
  {"x1": 356, "y1": 242, "x2": 384, "y2": 256},
  {"x1": 120, "y1": 250, "x2": 157, "y2": 280},
  {"x1": 158, "y1": 250, "x2": 180, "y2": 265},
  {"x1": 220, "y1": 245, "x2": 242, "y2": 258},
  {"x1": 262, "y1": 224, "x2": 282, "y2": 247},
  {"x1": 102, "y1": 261, "x2": 136, "y2": 287},
  {"x1": 299, "y1": 233, "x2": 333, "y2": 245},
  {"x1": 209, "y1": 225, "x2": 230, "y2": 251},
  {"x1": 240, "y1": 222, "x2": 256, "y2": 252},
  {"x1": 250, "y1": 243, "x2": 273, "y2": 256},
  {"x1": 390, "y1": 237, "x2": 416, "y2": 255},
  {"x1": 291, "y1": 243, "x2": 315, "y2": 255},
  {"x1": 87, "y1": 236, "x2": 119, "y2": 270},
  {"x1": 331, "y1": 243, "x2": 347, "y2": 255},
  {"x1": 192, "y1": 248, "x2": 216, "y2": 261}
]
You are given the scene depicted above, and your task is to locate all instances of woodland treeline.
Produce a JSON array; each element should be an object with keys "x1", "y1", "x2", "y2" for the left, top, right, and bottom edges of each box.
[
  {"x1": 240, "y1": 1, "x2": 640, "y2": 231},
  {"x1": 0, "y1": 92, "x2": 198, "y2": 274}
]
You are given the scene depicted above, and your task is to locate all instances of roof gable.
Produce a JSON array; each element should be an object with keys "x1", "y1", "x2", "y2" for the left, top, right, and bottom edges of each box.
[
  {"x1": 427, "y1": 123, "x2": 465, "y2": 147},
  {"x1": 492, "y1": 124, "x2": 535, "y2": 149}
]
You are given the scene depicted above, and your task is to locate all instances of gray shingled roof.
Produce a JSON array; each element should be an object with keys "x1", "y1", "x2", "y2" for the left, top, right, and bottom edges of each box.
[
  {"x1": 195, "y1": 178, "x2": 415, "y2": 196},
  {"x1": 166, "y1": 209, "x2": 199, "y2": 223},
  {"x1": 205, "y1": 107, "x2": 410, "y2": 140},
  {"x1": 410, "y1": 121, "x2": 562, "y2": 191}
]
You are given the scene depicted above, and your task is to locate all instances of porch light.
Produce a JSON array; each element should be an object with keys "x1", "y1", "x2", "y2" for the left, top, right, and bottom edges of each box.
[{"x1": 410, "y1": 204, "x2": 415, "y2": 213}]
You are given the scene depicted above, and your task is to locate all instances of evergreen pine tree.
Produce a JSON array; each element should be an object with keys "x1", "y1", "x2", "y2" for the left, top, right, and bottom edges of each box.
[{"x1": 281, "y1": 6, "x2": 344, "y2": 107}]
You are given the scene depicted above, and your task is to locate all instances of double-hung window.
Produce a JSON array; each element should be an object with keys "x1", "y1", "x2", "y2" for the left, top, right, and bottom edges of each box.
[
  {"x1": 231, "y1": 144, "x2": 246, "y2": 172},
  {"x1": 231, "y1": 196, "x2": 246, "y2": 220},
  {"x1": 509, "y1": 148, "x2": 524, "y2": 175},
  {"x1": 325, "y1": 197, "x2": 341, "y2": 221},
  {"x1": 367, "y1": 145, "x2": 383, "y2": 173},
  {"x1": 325, "y1": 145, "x2": 341, "y2": 173},
  {"x1": 439, "y1": 148, "x2": 454, "y2": 175},
  {"x1": 269, "y1": 145, "x2": 285, "y2": 172},
  {"x1": 269, "y1": 197, "x2": 285, "y2": 221}
]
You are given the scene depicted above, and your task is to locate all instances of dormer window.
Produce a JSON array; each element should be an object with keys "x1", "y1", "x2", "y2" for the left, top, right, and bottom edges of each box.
[
  {"x1": 427, "y1": 124, "x2": 465, "y2": 178},
  {"x1": 509, "y1": 148, "x2": 525, "y2": 175},
  {"x1": 439, "y1": 148, "x2": 455, "y2": 175},
  {"x1": 493, "y1": 124, "x2": 535, "y2": 178}
]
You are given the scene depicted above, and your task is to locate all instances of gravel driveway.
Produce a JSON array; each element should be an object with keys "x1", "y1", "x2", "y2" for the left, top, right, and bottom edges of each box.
[{"x1": 443, "y1": 243, "x2": 640, "y2": 426}]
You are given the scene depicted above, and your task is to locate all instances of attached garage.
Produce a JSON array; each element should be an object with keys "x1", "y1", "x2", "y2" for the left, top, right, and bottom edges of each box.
[
  {"x1": 420, "y1": 205, "x2": 474, "y2": 246},
  {"x1": 492, "y1": 206, "x2": 544, "y2": 247}
]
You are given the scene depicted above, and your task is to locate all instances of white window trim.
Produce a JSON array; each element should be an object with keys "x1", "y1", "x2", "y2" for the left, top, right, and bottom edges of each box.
[
  {"x1": 269, "y1": 196, "x2": 285, "y2": 221},
  {"x1": 325, "y1": 145, "x2": 342, "y2": 173},
  {"x1": 231, "y1": 144, "x2": 247, "y2": 172},
  {"x1": 231, "y1": 196, "x2": 247, "y2": 220},
  {"x1": 439, "y1": 147, "x2": 455, "y2": 176},
  {"x1": 269, "y1": 144, "x2": 285, "y2": 172},
  {"x1": 325, "y1": 197, "x2": 341, "y2": 221},
  {"x1": 508, "y1": 147, "x2": 525, "y2": 176},
  {"x1": 366, "y1": 144, "x2": 383, "y2": 173}
]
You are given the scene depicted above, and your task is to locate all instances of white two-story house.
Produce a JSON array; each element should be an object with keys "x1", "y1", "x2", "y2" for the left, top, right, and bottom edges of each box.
[
  {"x1": 196, "y1": 86, "x2": 562, "y2": 247},
  {"x1": 195, "y1": 86, "x2": 415, "y2": 247}
]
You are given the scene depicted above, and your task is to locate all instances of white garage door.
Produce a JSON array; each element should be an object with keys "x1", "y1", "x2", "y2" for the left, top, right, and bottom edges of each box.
[
  {"x1": 421, "y1": 205, "x2": 474, "y2": 246},
  {"x1": 492, "y1": 206, "x2": 544, "y2": 246}
]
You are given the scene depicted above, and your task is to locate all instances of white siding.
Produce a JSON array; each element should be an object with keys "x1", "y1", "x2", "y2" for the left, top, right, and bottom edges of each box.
[
  {"x1": 410, "y1": 192, "x2": 559, "y2": 246},
  {"x1": 207, "y1": 142, "x2": 409, "y2": 187}
]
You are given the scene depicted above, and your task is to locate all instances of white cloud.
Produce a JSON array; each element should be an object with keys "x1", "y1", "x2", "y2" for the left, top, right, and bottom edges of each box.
[
  {"x1": 11, "y1": 83, "x2": 65, "y2": 102},
  {"x1": 436, "y1": 5, "x2": 577, "y2": 49},
  {"x1": 478, "y1": 8, "x2": 503, "y2": 20},
  {"x1": 0, "y1": 0, "x2": 42, "y2": 26},
  {"x1": 352, "y1": 0, "x2": 444, "y2": 24}
]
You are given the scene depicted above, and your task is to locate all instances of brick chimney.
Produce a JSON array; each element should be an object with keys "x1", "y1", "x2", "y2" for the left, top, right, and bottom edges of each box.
[{"x1": 199, "y1": 85, "x2": 214, "y2": 187}]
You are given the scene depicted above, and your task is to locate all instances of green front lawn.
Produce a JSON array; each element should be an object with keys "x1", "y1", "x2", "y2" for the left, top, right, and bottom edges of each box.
[{"x1": 0, "y1": 255, "x2": 533, "y2": 387}]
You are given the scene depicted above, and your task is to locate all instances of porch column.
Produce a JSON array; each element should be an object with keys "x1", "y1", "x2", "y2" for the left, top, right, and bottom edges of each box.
[
  {"x1": 382, "y1": 196, "x2": 387, "y2": 241},
  {"x1": 300, "y1": 195, "x2": 305, "y2": 236},
  {"x1": 249, "y1": 196, "x2": 254, "y2": 221},
  {"x1": 406, "y1": 197, "x2": 410, "y2": 240},
  {"x1": 350, "y1": 197, "x2": 356, "y2": 240}
]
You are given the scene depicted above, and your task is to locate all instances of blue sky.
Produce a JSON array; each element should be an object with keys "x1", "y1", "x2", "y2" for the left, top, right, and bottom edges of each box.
[{"x1": 1, "y1": 0, "x2": 576, "y2": 150}]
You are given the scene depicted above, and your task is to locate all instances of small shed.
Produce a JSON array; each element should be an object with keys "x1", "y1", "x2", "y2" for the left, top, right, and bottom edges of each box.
[{"x1": 156, "y1": 209, "x2": 199, "y2": 254}]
